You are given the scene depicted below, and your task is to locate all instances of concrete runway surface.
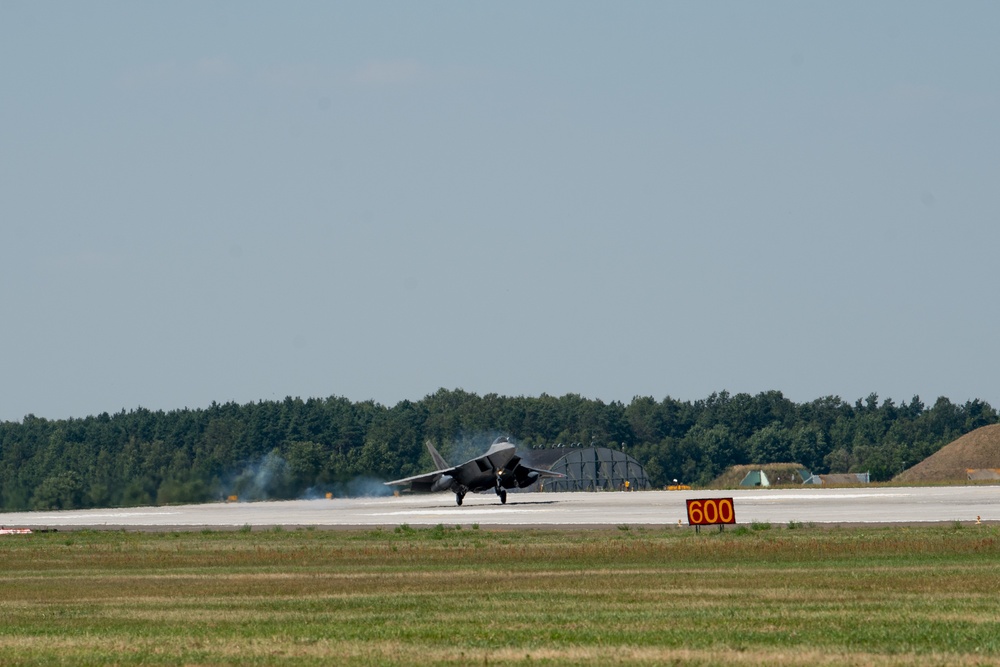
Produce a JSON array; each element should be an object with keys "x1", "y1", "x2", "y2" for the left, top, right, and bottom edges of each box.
[{"x1": 1, "y1": 486, "x2": 997, "y2": 530}]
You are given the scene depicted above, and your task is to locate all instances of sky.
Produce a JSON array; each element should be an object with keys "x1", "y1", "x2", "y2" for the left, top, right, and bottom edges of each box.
[{"x1": 2, "y1": 2, "x2": 999, "y2": 421}]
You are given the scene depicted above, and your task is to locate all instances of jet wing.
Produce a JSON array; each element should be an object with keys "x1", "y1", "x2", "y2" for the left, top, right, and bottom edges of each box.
[
  {"x1": 496, "y1": 456, "x2": 566, "y2": 489},
  {"x1": 504, "y1": 454, "x2": 564, "y2": 479},
  {"x1": 523, "y1": 464, "x2": 564, "y2": 478},
  {"x1": 514, "y1": 462, "x2": 565, "y2": 483},
  {"x1": 384, "y1": 467, "x2": 457, "y2": 487}
]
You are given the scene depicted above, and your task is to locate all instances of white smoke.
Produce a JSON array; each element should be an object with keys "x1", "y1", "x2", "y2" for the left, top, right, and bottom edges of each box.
[
  {"x1": 302, "y1": 476, "x2": 393, "y2": 499},
  {"x1": 224, "y1": 451, "x2": 292, "y2": 501},
  {"x1": 444, "y1": 430, "x2": 511, "y2": 465}
]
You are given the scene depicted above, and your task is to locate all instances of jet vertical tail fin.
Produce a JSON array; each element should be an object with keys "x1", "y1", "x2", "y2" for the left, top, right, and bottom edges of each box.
[{"x1": 426, "y1": 441, "x2": 450, "y2": 470}]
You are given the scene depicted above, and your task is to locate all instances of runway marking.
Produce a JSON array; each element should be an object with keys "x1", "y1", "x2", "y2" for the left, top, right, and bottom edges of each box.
[
  {"x1": 739, "y1": 493, "x2": 911, "y2": 501},
  {"x1": 367, "y1": 508, "x2": 545, "y2": 516},
  {"x1": 28, "y1": 511, "x2": 183, "y2": 520}
]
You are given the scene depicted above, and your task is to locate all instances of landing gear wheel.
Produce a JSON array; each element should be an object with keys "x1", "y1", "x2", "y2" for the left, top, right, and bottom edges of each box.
[
  {"x1": 499, "y1": 489, "x2": 507, "y2": 504},
  {"x1": 456, "y1": 492, "x2": 465, "y2": 506}
]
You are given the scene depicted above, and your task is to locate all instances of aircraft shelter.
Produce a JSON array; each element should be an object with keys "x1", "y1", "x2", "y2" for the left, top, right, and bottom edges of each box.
[{"x1": 524, "y1": 446, "x2": 651, "y2": 492}]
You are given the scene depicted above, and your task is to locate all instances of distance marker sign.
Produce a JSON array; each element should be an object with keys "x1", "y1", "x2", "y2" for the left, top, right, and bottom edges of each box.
[{"x1": 686, "y1": 498, "x2": 736, "y2": 526}]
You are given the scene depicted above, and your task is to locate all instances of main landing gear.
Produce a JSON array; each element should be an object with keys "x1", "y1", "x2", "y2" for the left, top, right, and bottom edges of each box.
[{"x1": 455, "y1": 487, "x2": 507, "y2": 506}]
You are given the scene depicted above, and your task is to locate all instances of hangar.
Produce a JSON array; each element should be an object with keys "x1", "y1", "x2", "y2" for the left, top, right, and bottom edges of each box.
[{"x1": 524, "y1": 447, "x2": 651, "y2": 492}]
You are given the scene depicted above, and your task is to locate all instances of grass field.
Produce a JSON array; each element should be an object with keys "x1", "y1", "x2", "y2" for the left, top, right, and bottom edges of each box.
[{"x1": 2, "y1": 523, "x2": 1000, "y2": 666}]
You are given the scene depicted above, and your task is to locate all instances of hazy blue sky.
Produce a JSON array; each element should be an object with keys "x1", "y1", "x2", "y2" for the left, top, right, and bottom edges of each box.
[{"x1": 2, "y1": 2, "x2": 998, "y2": 421}]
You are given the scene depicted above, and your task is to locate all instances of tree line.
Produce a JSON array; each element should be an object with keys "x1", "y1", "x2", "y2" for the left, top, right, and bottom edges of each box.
[{"x1": 1, "y1": 389, "x2": 995, "y2": 511}]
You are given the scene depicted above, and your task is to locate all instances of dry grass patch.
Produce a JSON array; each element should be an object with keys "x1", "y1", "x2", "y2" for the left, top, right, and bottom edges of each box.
[{"x1": 2, "y1": 526, "x2": 1000, "y2": 665}]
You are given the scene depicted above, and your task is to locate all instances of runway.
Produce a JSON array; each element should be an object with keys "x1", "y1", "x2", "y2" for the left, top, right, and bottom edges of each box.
[{"x1": 1, "y1": 486, "x2": 998, "y2": 530}]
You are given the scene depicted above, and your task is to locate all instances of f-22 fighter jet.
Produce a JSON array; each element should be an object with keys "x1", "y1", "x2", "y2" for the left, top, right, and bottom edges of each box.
[{"x1": 385, "y1": 437, "x2": 563, "y2": 505}]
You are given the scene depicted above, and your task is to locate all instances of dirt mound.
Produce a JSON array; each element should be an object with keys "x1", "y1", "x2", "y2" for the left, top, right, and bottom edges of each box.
[
  {"x1": 710, "y1": 463, "x2": 808, "y2": 488},
  {"x1": 895, "y1": 424, "x2": 1000, "y2": 483}
]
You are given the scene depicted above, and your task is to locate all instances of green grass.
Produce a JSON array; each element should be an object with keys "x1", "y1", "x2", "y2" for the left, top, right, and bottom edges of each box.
[{"x1": 2, "y1": 525, "x2": 1000, "y2": 665}]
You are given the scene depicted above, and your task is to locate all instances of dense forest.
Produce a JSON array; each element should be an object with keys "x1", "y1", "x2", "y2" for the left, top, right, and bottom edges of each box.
[{"x1": 1, "y1": 389, "x2": 996, "y2": 512}]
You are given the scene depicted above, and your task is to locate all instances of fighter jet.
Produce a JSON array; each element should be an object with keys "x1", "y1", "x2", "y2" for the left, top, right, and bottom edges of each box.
[{"x1": 384, "y1": 436, "x2": 564, "y2": 505}]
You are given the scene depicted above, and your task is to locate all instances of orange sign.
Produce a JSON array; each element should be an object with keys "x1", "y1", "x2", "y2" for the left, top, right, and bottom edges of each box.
[{"x1": 686, "y1": 498, "x2": 736, "y2": 526}]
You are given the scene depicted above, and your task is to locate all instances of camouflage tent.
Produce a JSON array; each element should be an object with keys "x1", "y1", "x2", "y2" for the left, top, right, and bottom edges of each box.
[{"x1": 739, "y1": 470, "x2": 771, "y2": 487}]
